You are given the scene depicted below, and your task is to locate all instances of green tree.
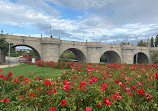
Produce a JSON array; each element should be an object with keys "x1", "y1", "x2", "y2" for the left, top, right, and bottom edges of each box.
[
  {"x1": 151, "y1": 51, "x2": 158, "y2": 64},
  {"x1": 120, "y1": 42, "x2": 128, "y2": 45},
  {"x1": 100, "y1": 54, "x2": 107, "y2": 62},
  {"x1": 29, "y1": 50, "x2": 38, "y2": 57},
  {"x1": 137, "y1": 40, "x2": 146, "y2": 47},
  {"x1": 59, "y1": 50, "x2": 76, "y2": 61},
  {"x1": 150, "y1": 37, "x2": 154, "y2": 47},
  {"x1": 0, "y1": 37, "x2": 9, "y2": 64},
  {"x1": 0, "y1": 38, "x2": 9, "y2": 55},
  {"x1": 154, "y1": 35, "x2": 158, "y2": 47}
]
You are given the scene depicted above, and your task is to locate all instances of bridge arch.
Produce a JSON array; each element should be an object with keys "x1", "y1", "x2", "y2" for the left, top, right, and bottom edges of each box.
[
  {"x1": 100, "y1": 50, "x2": 121, "y2": 63},
  {"x1": 59, "y1": 48, "x2": 86, "y2": 62},
  {"x1": 133, "y1": 52, "x2": 149, "y2": 64},
  {"x1": 12, "y1": 44, "x2": 41, "y2": 60}
]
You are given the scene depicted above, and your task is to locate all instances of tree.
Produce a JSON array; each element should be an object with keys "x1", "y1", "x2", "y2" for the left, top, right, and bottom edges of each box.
[
  {"x1": 0, "y1": 38, "x2": 9, "y2": 64},
  {"x1": 155, "y1": 35, "x2": 158, "y2": 47},
  {"x1": 59, "y1": 50, "x2": 76, "y2": 61},
  {"x1": 100, "y1": 54, "x2": 107, "y2": 62},
  {"x1": 137, "y1": 40, "x2": 146, "y2": 47},
  {"x1": 0, "y1": 38, "x2": 9, "y2": 55},
  {"x1": 150, "y1": 37, "x2": 154, "y2": 47},
  {"x1": 151, "y1": 51, "x2": 158, "y2": 64},
  {"x1": 120, "y1": 42, "x2": 128, "y2": 45}
]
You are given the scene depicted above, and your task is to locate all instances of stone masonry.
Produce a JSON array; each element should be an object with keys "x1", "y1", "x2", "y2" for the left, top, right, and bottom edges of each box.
[{"x1": 1, "y1": 34, "x2": 158, "y2": 64}]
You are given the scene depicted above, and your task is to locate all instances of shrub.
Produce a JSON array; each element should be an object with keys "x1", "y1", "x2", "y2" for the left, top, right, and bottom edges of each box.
[{"x1": 0, "y1": 63, "x2": 157, "y2": 110}]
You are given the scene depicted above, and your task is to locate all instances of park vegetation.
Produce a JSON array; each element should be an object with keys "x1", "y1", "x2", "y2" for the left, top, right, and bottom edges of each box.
[{"x1": 0, "y1": 61, "x2": 157, "y2": 111}]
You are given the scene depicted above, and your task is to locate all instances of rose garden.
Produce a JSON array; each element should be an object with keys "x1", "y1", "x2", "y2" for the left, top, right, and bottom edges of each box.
[{"x1": 0, "y1": 61, "x2": 158, "y2": 111}]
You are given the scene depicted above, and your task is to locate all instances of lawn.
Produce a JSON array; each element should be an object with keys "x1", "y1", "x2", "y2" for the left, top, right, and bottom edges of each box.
[{"x1": 0, "y1": 64, "x2": 64, "y2": 79}]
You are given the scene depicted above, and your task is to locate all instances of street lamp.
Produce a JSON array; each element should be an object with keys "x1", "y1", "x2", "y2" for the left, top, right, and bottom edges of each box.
[
  {"x1": 135, "y1": 36, "x2": 138, "y2": 64},
  {"x1": 8, "y1": 36, "x2": 11, "y2": 67}
]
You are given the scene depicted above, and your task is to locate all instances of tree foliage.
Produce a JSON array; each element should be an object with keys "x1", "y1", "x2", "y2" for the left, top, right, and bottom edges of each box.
[
  {"x1": 0, "y1": 38, "x2": 9, "y2": 55},
  {"x1": 120, "y1": 42, "x2": 129, "y2": 45},
  {"x1": 137, "y1": 40, "x2": 146, "y2": 47},
  {"x1": 150, "y1": 37, "x2": 154, "y2": 47},
  {"x1": 100, "y1": 54, "x2": 107, "y2": 62},
  {"x1": 154, "y1": 35, "x2": 158, "y2": 47},
  {"x1": 60, "y1": 50, "x2": 76, "y2": 60},
  {"x1": 151, "y1": 51, "x2": 158, "y2": 64}
]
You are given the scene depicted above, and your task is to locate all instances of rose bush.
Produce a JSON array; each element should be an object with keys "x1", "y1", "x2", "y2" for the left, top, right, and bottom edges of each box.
[{"x1": 0, "y1": 62, "x2": 157, "y2": 111}]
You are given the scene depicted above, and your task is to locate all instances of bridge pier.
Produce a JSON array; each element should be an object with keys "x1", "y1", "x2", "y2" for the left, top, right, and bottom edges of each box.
[
  {"x1": 86, "y1": 47, "x2": 101, "y2": 63},
  {"x1": 41, "y1": 43, "x2": 59, "y2": 62},
  {"x1": 121, "y1": 47, "x2": 134, "y2": 64}
]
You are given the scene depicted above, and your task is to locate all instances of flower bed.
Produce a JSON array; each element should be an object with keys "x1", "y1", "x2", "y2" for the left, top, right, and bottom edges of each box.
[{"x1": 0, "y1": 62, "x2": 158, "y2": 111}]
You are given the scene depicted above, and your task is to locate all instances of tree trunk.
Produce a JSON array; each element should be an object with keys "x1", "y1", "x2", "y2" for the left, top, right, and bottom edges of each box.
[{"x1": 0, "y1": 49, "x2": 5, "y2": 64}]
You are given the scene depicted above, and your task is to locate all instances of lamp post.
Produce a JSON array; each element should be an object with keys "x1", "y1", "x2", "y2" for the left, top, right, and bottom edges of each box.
[
  {"x1": 135, "y1": 36, "x2": 138, "y2": 64},
  {"x1": 8, "y1": 36, "x2": 11, "y2": 67},
  {"x1": 50, "y1": 26, "x2": 52, "y2": 37}
]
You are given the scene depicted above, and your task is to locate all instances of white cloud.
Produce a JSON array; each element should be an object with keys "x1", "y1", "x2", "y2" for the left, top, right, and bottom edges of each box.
[
  {"x1": 0, "y1": 0, "x2": 78, "y2": 34},
  {"x1": 0, "y1": 0, "x2": 158, "y2": 43},
  {"x1": 49, "y1": 0, "x2": 158, "y2": 24}
]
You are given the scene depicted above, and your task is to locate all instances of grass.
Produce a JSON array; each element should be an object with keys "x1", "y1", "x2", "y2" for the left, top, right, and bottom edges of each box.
[{"x1": 0, "y1": 64, "x2": 64, "y2": 79}]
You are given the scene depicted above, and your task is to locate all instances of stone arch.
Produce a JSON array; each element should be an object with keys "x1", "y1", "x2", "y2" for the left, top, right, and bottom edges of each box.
[
  {"x1": 59, "y1": 48, "x2": 86, "y2": 62},
  {"x1": 100, "y1": 50, "x2": 121, "y2": 63},
  {"x1": 12, "y1": 44, "x2": 41, "y2": 60},
  {"x1": 133, "y1": 52, "x2": 149, "y2": 64}
]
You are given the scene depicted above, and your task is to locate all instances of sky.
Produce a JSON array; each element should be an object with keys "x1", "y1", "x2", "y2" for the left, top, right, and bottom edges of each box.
[{"x1": 0, "y1": 0, "x2": 158, "y2": 44}]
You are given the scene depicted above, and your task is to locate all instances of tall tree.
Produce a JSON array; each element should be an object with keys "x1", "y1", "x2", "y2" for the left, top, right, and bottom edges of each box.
[
  {"x1": 0, "y1": 38, "x2": 9, "y2": 55},
  {"x1": 137, "y1": 40, "x2": 146, "y2": 47},
  {"x1": 0, "y1": 37, "x2": 9, "y2": 64},
  {"x1": 155, "y1": 35, "x2": 158, "y2": 47},
  {"x1": 150, "y1": 37, "x2": 154, "y2": 47}
]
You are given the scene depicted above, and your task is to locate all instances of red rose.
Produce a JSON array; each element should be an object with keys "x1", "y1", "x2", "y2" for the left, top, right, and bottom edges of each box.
[
  {"x1": 0, "y1": 74, "x2": 4, "y2": 77},
  {"x1": 61, "y1": 99, "x2": 66, "y2": 106},
  {"x1": 19, "y1": 96, "x2": 24, "y2": 99},
  {"x1": 37, "y1": 87, "x2": 41, "y2": 89},
  {"x1": 55, "y1": 80, "x2": 58, "y2": 83},
  {"x1": 25, "y1": 77, "x2": 28, "y2": 80},
  {"x1": 104, "y1": 97, "x2": 111, "y2": 106},
  {"x1": 1, "y1": 97, "x2": 10, "y2": 102},
  {"x1": 79, "y1": 81, "x2": 87, "y2": 89},
  {"x1": 48, "y1": 108, "x2": 56, "y2": 111},
  {"x1": 29, "y1": 93, "x2": 34, "y2": 97},
  {"x1": 145, "y1": 93, "x2": 152, "y2": 99},
  {"x1": 138, "y1": 89, "x2": 144, "y2": 95},
  {"x1": 47, "y1": 90, "x2": 52, "y2": 95},
  {"x1": 3, "y1": 76, "x2": 7, "y2": 80},
  {"x1": 36, "y1": 77, "x2": 41, "y2": 80},
  {"x1": 14, "y1": 78, "x2": 18, "y2": 82},
  {"x1": 8, "y1": 72, "x2": 12, "y2": 76},
  {"x1": 63, "y1": 84, "x2": 70, "y2": 91},
  {"x1": 86, "y1": 107, "x2": 91, "y2": 111},
  {"x1": 98, "y1": 102, "x2": 102, "y2": 109},
  {"x1": 44, "y1": 80, "x2": 51, "y2": 85},
  {"x1": 53, "y1": 89, "x2": 57, "y2": 93},
  {"x1": 112, "y1": 94, "x2": 117, "y2": 100},
  {"x1": 131, "y1": 85, "x2": 137, "y2": 91},
  {"x1": 156, "y1": 73, "x2": 158, "y2": 80}
]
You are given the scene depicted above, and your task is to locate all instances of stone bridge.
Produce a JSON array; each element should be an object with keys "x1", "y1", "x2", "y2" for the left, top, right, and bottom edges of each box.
[{"x1": 1, "y1": 34, "x2": 158, "y2": 64}]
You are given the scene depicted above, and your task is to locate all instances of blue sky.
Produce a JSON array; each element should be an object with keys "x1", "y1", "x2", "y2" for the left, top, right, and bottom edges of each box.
[{"x1": 0, "y1": 0, "x2": 158, "y2": 44}]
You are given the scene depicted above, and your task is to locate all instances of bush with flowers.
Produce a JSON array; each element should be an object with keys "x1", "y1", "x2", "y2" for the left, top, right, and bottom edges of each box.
[{"x1": 0, "y1": 62, "x2": 158, "y2": 111}]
